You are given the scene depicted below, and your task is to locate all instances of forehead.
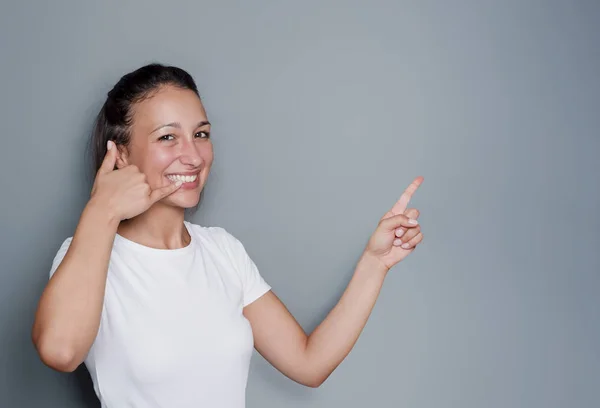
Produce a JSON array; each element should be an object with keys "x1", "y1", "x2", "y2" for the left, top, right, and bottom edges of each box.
[{"x1": 131, "y1": 85, "x2": 208, "y2": 130}]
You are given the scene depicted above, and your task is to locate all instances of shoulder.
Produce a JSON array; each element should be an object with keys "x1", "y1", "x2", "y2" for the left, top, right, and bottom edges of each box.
[
  {"x1": 186, "y1": 222, "x2": 261, "y2": 280},
  {"x1": 185, "y1": 222, "x2": 270, "y2": 303},
  {"x1": 185, "y1": 221, "x2": 246, "y2": 254}
]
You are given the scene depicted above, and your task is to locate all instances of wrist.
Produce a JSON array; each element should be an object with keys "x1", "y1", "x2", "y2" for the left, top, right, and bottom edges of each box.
[
  {"x1": 84, "y1": 198, "x2": 121, "y2": 230},
  {"x1": 357, "y1": 251, "x2": 390, "y2": 278}
]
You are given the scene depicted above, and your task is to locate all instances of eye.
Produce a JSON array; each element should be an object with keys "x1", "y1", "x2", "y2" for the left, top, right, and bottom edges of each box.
[
  {"x1": 195, "y1": 131, "x2": 210, "y2": 139},
  {"x1": 158, "y1": 134, "x2": 175, "y2": 141}
]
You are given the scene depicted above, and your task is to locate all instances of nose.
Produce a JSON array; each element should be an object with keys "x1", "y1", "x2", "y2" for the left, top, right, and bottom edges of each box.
[{"x1": 178, "y1": 138, "x2": 203, "y2": 167}]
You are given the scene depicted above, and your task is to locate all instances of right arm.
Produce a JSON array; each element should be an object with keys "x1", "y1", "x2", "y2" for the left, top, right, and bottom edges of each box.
[
  {"x1": 32, "y1": 140, "x2": 182, "y2": 372},
  {"x1": 31, "y1": 201, "x2": 119, "y2": 372}
]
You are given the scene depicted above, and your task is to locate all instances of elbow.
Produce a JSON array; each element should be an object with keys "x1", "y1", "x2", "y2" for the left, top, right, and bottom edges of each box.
[
  {"x1": 299, "y1": 371, "x2": 329, "y2": 388},
  {"x1": 37, "y1": 343, "x2": 80, "y2": 372},
  {"x1": 295, "y1": 354, "x2": 332, "y2": 388},
  {"x1": 304, "y1": 378, "x2": 325, "y2": 388},
  {"x1": 33, "y1": 333, "x2": 81, "y2": 373}
]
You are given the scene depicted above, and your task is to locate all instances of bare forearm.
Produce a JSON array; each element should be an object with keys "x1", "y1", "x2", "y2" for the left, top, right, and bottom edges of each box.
[
  {"x1": 248, "y1": 180, "x2": 423, "y2": 387},
  {"x1": 304, "y1": 254, "x2": 389, "y2": 385},
  {"x1": 32, "y1": 199, "x2": 119, "y2": 371}
]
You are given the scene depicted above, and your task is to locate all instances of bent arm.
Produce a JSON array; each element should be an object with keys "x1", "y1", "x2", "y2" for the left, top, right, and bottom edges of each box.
[
  {"x1": 32, "y1": 200, "x2": 119, "y2": 372},
  {"x1": 243, "y1": 253, "x2": 388, "y2": 387}
]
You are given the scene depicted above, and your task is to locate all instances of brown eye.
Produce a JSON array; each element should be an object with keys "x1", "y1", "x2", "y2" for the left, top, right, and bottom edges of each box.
[
  {"x1": 159, "y1": 134, "x2": 175, "y2": 141},
  {"x1": 195, "y1": 131, "x2": 210, "y2": 139}
]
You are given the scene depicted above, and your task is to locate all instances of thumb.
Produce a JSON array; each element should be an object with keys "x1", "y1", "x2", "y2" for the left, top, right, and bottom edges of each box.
[
  {"x1": 98, "y1": 140, "x2": 117, "y2": 175},
  {"x1": 149, "y1": 180, "x2": 183, "y2": 203},
  {"x1": 394, "y1": 208, "x2": 420, "y2": 237},
  {"x1": 379, "y1": 213, "x2": 418, "y2": 231}
]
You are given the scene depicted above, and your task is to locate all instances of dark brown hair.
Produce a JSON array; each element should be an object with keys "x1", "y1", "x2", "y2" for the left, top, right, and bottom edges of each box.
[{"x1": 89, "y1": 63, "x2": 200, "y2": 175}]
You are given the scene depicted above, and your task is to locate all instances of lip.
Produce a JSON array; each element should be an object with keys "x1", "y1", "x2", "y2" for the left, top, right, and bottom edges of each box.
[
  {"x1": 179, "y1": 178, "x2": 200, "y2": 190},
  {"x1": 164, "y1": 171, "x2": 201, "y2": 190},
  {"x1": 164, "y1": 170, "x2": 201, "y2": 176}
]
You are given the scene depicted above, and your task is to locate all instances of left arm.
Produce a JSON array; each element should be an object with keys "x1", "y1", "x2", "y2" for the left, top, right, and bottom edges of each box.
[
  {"x1": 244, "y1": 253, "x2": 388, "y2": 388},
  {"x1": 244, "y1": 177, "x2": 424, "y2": 388}
]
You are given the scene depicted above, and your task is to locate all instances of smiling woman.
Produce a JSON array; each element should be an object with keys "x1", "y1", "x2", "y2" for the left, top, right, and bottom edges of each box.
[
  {"x1": 90, "y1": 68, "x2": 213, "y2": 209},
  {"x1": 31, "y1": 63, "x2": 424, "y2": 408}
]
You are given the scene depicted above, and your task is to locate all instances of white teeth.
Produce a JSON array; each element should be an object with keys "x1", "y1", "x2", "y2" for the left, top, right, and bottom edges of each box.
[{"x1": 167, "y1": 174, "x2": 198, "y2": 183}]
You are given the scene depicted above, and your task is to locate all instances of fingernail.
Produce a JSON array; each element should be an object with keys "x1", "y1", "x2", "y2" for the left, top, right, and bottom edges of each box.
[
  {"x1": 408, "y1": 219, "x2": 418, "y2": 225},
  {"x1": 401, "y1": 242, "x2": 411, "y2": 249},
  {"x1": 107, "y1": 140, "x2": 113, "y2": 150},
  {"x1": 395, "y1": 229, "x2": 405, "y2": 238},
  {"x1": 393, "y1": 239, "x2": 403, "y2": 246}
]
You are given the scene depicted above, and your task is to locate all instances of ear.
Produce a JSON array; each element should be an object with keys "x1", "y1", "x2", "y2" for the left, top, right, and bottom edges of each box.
[{"x1": 115, "y1": 144, "x2": 130, "y2": 169}]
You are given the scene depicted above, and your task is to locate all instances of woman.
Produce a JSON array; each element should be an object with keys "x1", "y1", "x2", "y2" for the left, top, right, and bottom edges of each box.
[{"x1": 32, "y1": 63, "x2": 424, "y2": 407}]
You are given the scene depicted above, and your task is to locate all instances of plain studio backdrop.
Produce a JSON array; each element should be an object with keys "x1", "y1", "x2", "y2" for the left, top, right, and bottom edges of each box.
[{"x1": 1, "y1": 1, "x2": 598, "y2": 407}]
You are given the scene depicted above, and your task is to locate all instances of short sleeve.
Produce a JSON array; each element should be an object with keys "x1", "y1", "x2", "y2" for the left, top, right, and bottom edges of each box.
[
  {"x1": 49, "y1": 237, "x2": 73, "y2": 279},
  {"x1": 216, "y1": 228, "x2": 271, "y2": 307}
]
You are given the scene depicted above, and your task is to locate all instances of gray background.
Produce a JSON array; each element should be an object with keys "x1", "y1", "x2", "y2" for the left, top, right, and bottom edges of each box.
[{"x1": 1, "y1": 0, "x2": 598, "y2": 407}]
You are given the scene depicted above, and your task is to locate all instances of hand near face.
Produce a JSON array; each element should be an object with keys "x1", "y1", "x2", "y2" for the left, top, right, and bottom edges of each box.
[
  {"x1": 90, "y1": 141, "x2": 183, "y2": 221},
  {"x1": 363, "y1": 176, "x2": 424, "y2": 271}
]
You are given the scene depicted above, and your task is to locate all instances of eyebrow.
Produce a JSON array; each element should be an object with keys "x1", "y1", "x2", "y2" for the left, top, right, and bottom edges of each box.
[{"x1": 150, "y1": 120, "x2": 211, "y2": 134}]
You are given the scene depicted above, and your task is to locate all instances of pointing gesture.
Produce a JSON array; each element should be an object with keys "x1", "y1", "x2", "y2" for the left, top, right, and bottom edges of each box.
[
  {"x1": 389, "y1": 176, "x2": 423, "y2": 216},
  {"x1": 364, "y1": 176, "x2": 424, "y2": 270},
  {"x1": 90, "y1": 141, "x2": 183, "y2": 221}
]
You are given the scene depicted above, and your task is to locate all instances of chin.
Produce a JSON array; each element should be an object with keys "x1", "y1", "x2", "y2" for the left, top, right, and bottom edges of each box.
[
  {"x1": 168, "y1": 196, "x2": 201, "y2": 209},
  {"x1": 166, "y1": 188, "x2": 203, "y2": 209}
]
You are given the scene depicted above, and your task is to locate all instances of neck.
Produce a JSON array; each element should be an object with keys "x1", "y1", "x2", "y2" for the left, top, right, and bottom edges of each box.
[{"x1": 117, "y1": 203, "x2": 190, "y2": 250}]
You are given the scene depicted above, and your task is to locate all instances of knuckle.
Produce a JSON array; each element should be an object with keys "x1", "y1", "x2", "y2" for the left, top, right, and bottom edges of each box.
[
  {"x1": 132, "y1": 171, "x2": 144, "y2": 181},
  {"x1": 404, "y1": 209, "x2": 419, "y2": 221}
]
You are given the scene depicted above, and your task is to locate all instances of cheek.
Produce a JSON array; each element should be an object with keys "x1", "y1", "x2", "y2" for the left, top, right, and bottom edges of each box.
[
  {"x1": 144, "y1": 148, "x2": 177, "y2": 180},
  {"x1": 201, "y1": 144, "x2": 215, "y2": 166}
]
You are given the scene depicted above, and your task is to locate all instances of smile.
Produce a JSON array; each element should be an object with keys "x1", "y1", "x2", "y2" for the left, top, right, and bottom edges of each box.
[{"x1": 166, "y1": 174, "x2": 198, "y2": 183}]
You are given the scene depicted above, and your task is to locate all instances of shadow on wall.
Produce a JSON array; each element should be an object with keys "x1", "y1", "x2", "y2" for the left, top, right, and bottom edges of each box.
[
  {"x1": 2, "y1": 309, "x2": 99, "y2": 407},
  {"x1": 74, "y1": 366, "x2": 100, "y2": 407}
]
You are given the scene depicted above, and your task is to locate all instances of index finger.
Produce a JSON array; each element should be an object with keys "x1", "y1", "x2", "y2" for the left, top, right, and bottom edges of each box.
[{"x1": 390, "y1": 176, "x2": 424, "y2": 215}]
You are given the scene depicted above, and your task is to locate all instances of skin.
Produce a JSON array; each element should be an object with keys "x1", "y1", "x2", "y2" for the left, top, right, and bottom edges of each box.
[
  {"x1": 111, "y1": 85, "x2": 214, "y2": 248},
  {"x1": 32, "y1": 85, "x2": 424, "y2": 388}
]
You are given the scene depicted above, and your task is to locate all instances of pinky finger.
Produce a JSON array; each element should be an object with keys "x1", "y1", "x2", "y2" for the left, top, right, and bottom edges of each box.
[{"x1": 400, "y1": 232, "x2": 423, "y2": 249}]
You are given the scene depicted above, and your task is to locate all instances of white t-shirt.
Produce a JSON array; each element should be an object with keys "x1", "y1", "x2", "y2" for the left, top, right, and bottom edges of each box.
[{"x1": 49, "y1": 221, "x2": 271, "y2": 408}]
